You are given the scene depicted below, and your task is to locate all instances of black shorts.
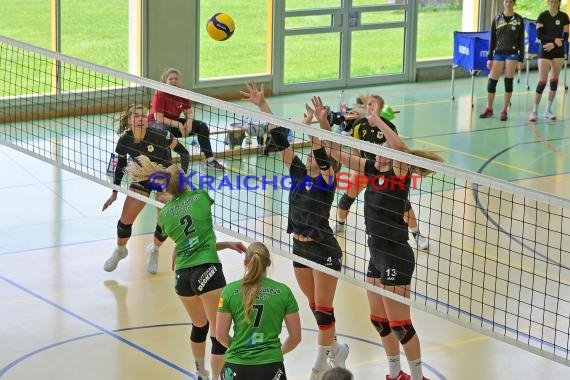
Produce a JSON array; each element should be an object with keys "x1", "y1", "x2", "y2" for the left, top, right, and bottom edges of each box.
[
  {"x1": 175, "y1": 263, "x2": 226, "y2": 297},
  {"x1": 366, "y1": 236, "x2": 415, "y2": 286},
  {"x1": 405, "y1": 199, "x2": 412, "y2": 212},
  {"x1": 130, "y1": 180, "x2": 153, "y2": 194},
  {"x1": 292, "y1": 238, "x2": 342, "y2": 271},
  {"x1": 539, "y1": 48, "x2": 565, "y2": 60},
  {"x1": 221, "y1": 362, "x2": 286, "y2": 380}
]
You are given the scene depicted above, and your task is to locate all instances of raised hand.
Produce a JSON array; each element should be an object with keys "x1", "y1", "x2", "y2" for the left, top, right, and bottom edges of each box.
[
  {"x1": 240, "y1": 81, "x2": 265, "y2": 107},
  {"x1": 311, "y1": 96, "x2": 328, "y2": 123},
  {"x1": 303, "y1": 103, "x2": 314, "y2": 125}
]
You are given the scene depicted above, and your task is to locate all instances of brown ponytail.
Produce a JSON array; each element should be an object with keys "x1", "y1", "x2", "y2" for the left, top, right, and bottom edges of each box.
[
  {"x1": 117, "y1": 104, "x2": 146, "y2": 135},
  {"x1": 242, "y1": 242, "x2": 271, "y2": 324}
]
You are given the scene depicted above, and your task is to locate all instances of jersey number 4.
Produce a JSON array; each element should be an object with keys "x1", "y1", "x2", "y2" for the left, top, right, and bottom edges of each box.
[{"x1": 179, "y1": 215, "x2": 196, "y2": 236}]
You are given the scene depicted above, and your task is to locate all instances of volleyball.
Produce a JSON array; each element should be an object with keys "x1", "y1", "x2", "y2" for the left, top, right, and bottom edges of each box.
[{"x1": 206, "y1": 12, "x2": 235, "y2": 41}]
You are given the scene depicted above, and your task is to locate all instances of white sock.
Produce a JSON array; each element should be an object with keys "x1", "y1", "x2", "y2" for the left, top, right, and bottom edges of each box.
[
  {"x1": 148, "y1": 243, "x2": 158, "y2": 253},
  {"x1": 314, "y1": 345, "x2": 331, "y2": 370},
  {"x1": 194, "y1": 357, "x2": 206, "y2": 374},
  {"x1": 387, "y1": 355, "x2": 401, "y2": 378},
  {"x1": 337, "y1": 218, "x2": 346, "y2": 224},
  {"x1": 207, "y1": 157, "x2": 214, "y2": 163},
  {"x1": 328, "y1": 337, "x2": 340, "y2": 358},
  {"x1": 117, "y1": 245, "x2": 127, "y2": 253},
  {"x1": 408, "y1": 358, "x2": 424, "y2": 380},
  {"x1": 546, "y1": 100, "x2": 553, "y2": 112},
  {"x1": 532, "y1": 104, "x2": 538, "y2": 113}
]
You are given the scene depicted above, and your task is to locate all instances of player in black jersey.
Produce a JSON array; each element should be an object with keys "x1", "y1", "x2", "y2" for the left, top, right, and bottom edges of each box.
[
  {"x1": 529, "y1": 0, "x2": 570, "y2": 122},
  {"x1": 479, "y1": 0, "x2": 524, "y2": 121},
  {"x1": 318, "y1": 98, "x2": 443, "y2": 380},
  {"x1": 335, "y1": 94, "x2": 430, "y2": 252},
  {"x1": 101, "y1": 104, "x2": 190, "y2": 274},
  {"x1": 241, "y1": 82, "x2": 349, "y2": 380}
]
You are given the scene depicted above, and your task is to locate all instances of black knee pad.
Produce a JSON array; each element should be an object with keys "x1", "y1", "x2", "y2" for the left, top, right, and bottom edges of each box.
[
  {"x1": 487, "y1": 78, "x2": 498, "y2": 93},
  {"x1": 536, "y1": 80, "x2": 547, "y2": 94},
  {"x1": 190, "y1": 322, "x2": 209, "y2": 343},
  {"x1": 390, "y1": 321, "x2": 416, "y2": 345},
  {"x1": 314, "y1": 307, "x2": 335, "y2": 330},
  {"x1": 550, "y1": 78, "x2": 559, "y2": 91},
  {"x1": 154, "y1": 225, "x2": 167, "y2": 242},
  {"x1": 211, "y1": 336, "x2": 227, "y2": 355},
  {"x1": 371, "y1": 315, "x2": 391, "y2": 337},
  {"x1": 338, "y1": 194, "x2": 356, "y2": 211},
  {"x1": 504, "y1": 77, "x2": 514, "y2": 93},
  {"x1": 117, "y1": 220, "x2": 132, "y2": 239}
]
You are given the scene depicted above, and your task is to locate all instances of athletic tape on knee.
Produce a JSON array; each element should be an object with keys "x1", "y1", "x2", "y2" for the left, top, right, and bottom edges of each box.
[
  {"x1": 536, "y1": 80, "x2": 547, "y2": 94},
  {"x1": 370, "y1": 314, "x2": 391, "y2": 337},
  {"x1": 487, "y1": 78, "x2": 498, "y2": 93},
  {"x1": 314, "y1": 306, "x2": 335, "y2": 330},
  {"x1": 211, "y1": 336, "x2": 227, "y2": 355},
  {"x1": 550, "y1": 78, "x2": 559, "y2": 91},
  {"x1": 338, "y1": 193, "x2": 356, "y2": 211},
  {"x1": 190, "y1": 322, "x2": 209, "y2": 343},
  {"x1": 504, "y1": 77, "x2": 514, "y2": 93},
  {"x1": 389, "y1": 320, "x2": 416, "y2": 345},
  {"x1": 117, "y1": 220, "x2": 133, "y2": 239},
  {"x1": 154, "y1": 225, "x2": 168, "y2": 242}
]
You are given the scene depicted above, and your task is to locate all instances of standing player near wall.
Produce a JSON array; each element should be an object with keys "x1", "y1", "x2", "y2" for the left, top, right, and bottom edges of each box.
[
  {"x1": 528, "y1": 0, "x2": 570, "y2": 122},
  {"x1": 479, "y1": 0, "x2": 525, "y2": 121}
]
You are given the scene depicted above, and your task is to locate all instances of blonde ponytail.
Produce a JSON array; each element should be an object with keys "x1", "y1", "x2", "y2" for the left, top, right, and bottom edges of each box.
[
  {"x1": 242, "y1": 242, "x2": 271, "y2": 324},
  {"x1": 404, "y1": 148, "x2": 445, "y2": 176},
  {"x1": 127, "y1": 155, "x2": 188, "y2": 196}
]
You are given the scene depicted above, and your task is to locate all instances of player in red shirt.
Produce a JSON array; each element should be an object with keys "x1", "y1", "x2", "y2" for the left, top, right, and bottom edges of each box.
[{"x1": 149, "y1": 67, "x2": 224, "y2": 170}]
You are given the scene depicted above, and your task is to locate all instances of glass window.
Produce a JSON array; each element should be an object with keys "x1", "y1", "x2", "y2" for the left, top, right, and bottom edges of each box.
[
  {"x1": 284, "y1": 33, "x2": 340, "y2": 83},
  {"x1": 516, "y1": 0, "x2": 567, "y2": 20},
  {"x1": 199, "y1": 0, "x2": 271, "y2": 80},
  {"x1": 285, "y1": 0, "x2": 341, "y2": 11},
  {"x1": 0, "y1": 0, "x2": 51, "y2": 49},
  {"x1": 351, "y1": 28, "x2": 404, "y2": 76},
  {"x1": 60, "y1": 0, "x2": 129, "y2": 72},
  {"x1": 416, "y1": 0, "x2": 462, "y2": 60}
]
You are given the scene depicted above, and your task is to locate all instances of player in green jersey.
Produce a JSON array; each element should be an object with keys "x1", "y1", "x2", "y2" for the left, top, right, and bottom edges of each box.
[
  {"x1": 128, "y1": 156, "x2": 246, "y2": 380},
  {"x1": 216, "y1": 242, "x2": 301, "y2": 380}
]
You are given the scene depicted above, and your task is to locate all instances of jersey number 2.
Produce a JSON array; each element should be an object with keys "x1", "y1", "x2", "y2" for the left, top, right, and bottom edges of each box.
[{"x1": 179, "y1": 215, "x2": 196, "y2": 236}]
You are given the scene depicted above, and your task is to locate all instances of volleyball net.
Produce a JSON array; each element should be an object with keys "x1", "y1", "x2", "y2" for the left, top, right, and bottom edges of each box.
[{"x1": 1, "y1": 35, "x2": 569, "y2": 366}]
